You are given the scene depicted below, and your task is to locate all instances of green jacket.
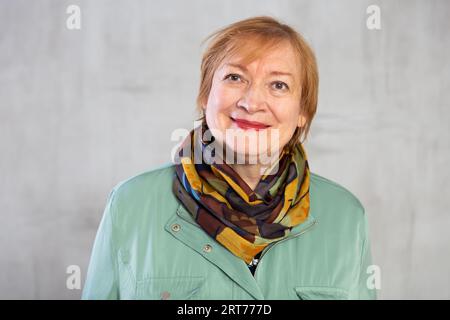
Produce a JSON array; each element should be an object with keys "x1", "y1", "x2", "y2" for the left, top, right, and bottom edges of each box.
[{"x1": 82, "y1": 163, "x2": 377, "y2": 300}]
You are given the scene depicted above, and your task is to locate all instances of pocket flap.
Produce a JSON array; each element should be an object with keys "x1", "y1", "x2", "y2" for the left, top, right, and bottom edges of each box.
[
  {"x1": 294, "y1": 286, "x2": 348, "y2": 300},
  {"x1": 136, "y1": 276, "x2": 205, "y2": 300}
]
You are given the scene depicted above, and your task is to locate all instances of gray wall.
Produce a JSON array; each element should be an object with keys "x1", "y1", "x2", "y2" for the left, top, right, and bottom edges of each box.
[{"x1": 1, "y1": 0, "x2": 449, "y2": 299}]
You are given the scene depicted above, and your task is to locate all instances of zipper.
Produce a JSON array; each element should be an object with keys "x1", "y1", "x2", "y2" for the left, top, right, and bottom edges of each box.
[{"x1": 253, "y1": 219, "x2": 318, "y2": 279}]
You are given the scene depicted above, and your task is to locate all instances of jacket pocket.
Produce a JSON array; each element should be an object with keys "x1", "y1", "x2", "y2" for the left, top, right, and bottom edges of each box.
[
  {"x1": 294, "y1": 286, "x2": 349, "y2": 300},
  {"x1": 136, "y1": 276, "x2": 205, "y2": 300}
]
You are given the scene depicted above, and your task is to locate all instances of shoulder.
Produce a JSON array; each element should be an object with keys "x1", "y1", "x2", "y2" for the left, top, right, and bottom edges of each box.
[
  {"x1": 109, "y1": 165, "x2": 366, "y2": 212},
  {"x1": 106, "y1": 165, "x2": 367, "y2": 224},
  {"x1": 309, "y1": 171, "x2": 366, "y2": 222},
  {"x1": 112, "y1": 162, "x2": 176, "y2": 198},
  {"x1": 107, "y1": 163, "x2": 178, "y2": 223},
  {"x1": 310, "y1": 172, "x2": 365, "y2": 211},
  {"x1": 309, "y1": 172, "x2": 370, "y2": 249}
]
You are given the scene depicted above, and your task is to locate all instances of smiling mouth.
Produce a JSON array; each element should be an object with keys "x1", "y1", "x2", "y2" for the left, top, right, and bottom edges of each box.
[{"x1": 231, "y1": 117, "x2": 270, "y2": 131}]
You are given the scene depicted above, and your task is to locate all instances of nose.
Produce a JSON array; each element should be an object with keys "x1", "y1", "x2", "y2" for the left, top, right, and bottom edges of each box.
[{"x1": 238, "y1": 82, "x2": 267, "y2": 113}]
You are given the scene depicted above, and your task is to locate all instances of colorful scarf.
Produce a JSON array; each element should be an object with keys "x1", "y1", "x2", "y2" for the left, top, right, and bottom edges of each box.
[{"x1": 172, "y1": 123, "x2": 311, "y2": 264}]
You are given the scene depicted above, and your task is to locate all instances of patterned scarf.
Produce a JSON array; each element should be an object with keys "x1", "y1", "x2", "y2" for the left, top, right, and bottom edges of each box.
[{"x1": 172, "y1": 123, "x2": 311, "y2": 264}]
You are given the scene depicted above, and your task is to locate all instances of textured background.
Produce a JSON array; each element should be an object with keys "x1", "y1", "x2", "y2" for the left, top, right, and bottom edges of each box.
[{"x1": 1, "y1": 0, "x2": 449, "y2": 299}]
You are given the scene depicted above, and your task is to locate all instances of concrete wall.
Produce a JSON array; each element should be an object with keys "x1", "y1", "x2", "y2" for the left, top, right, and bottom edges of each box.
[{"x1": 0, "y1": 0, "x2": 449, "y2": 299}]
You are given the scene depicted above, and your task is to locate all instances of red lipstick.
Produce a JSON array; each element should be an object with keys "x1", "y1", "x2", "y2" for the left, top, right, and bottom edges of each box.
[{"x1": 232, "y1": 117, "x2": 270, "y2": 130}]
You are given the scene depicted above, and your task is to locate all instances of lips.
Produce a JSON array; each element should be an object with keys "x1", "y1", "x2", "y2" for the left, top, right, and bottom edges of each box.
[{"x1": 231, "y1": 117, "x2": 270, "y2": 130}]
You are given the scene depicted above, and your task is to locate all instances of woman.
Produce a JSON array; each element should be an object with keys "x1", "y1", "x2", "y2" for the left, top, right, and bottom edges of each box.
[{"x1": 82, "y1": 16, "x2": 377, "y2": 300}]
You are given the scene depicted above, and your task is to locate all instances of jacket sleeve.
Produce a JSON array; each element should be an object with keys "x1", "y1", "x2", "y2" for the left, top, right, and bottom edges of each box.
[
  {"x1": 355, "y1": 209, "x2": 378, "y2": 300},
  {"x1": 82, "y1": 188, "x2": 119, "y2": 300}
]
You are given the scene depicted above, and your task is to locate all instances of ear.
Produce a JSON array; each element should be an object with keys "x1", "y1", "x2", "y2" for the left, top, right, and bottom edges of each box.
[{"x1": 297, "y1": 114, "x2": 307, "y2": 128}]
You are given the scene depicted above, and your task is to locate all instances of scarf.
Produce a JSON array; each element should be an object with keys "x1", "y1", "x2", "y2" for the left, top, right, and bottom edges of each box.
[{"x1": 172, "y1": 123, "x2": 311, "y2": 264}]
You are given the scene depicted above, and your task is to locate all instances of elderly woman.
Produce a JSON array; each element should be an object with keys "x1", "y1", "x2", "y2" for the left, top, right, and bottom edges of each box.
[{"x1": 82, "y1": 16, "x2": 377, "y2": 300}]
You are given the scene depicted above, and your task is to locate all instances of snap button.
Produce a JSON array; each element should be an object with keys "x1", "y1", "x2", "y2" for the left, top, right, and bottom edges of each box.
[
  {"x1": 203, "y1": 244, "x2": 212, "y2": 253},
  {"x1": 171, "y1": 223, "x2": 181, "y2": 232},
  {"x1": 160, "y1": 291, "x2": 171, "y2": 300}
]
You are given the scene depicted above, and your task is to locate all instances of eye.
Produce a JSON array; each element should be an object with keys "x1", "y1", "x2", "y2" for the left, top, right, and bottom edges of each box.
[
  {"x1": 224, "y1": 73, "x2": 242, "y2": 82},
  {"x1": 271, "y1": 81, "x2": 289, "y2": 91}
]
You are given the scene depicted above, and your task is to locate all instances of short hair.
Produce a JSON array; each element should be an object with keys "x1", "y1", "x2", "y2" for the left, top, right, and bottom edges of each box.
[{"x1": 196, "y1": 15, "x2": 319, "y2": 149}]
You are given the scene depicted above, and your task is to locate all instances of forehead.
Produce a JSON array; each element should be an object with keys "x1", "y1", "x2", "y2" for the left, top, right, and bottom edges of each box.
[{"x1": 219, "y1": 40, "x2": 300, "y2": 76}]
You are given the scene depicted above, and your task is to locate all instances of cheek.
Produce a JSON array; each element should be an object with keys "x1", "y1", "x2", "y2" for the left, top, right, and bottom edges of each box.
[
  {"x1": 272, "y1": 103, "x2": 300, "y2": 137},
  {"x1": 216, "y1": 86, "x2": 238, "y2": 105},
  {"x1": 274, "y1": 101, "x2": 299, "y2": 124},
  {"x1": 205, "y1": 85, "x2": 237, "y2": 131},
  {"x1": 207, "y1": 84, "x2": 238, "y2": 115}
]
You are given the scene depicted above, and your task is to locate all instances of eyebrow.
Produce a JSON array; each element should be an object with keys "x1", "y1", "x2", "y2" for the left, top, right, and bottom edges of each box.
[{"x1": 224, "y1": 63, "x2": 294, "y2": 79}]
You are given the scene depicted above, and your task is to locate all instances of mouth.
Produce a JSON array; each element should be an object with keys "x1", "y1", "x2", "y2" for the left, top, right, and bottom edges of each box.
[{"x1": 230, "y1": 117, "x2": 270, "y2": 131}]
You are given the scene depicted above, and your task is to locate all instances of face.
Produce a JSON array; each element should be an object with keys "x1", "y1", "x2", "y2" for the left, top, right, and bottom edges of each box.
[{"x1": 203, "y1": 41, "x2": 306, "y2": 164}]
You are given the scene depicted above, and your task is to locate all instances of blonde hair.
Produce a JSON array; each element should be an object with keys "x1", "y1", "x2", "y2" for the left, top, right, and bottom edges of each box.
[{"x1": 196, "y1": 16, "x2": 319, "y2": 150}]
